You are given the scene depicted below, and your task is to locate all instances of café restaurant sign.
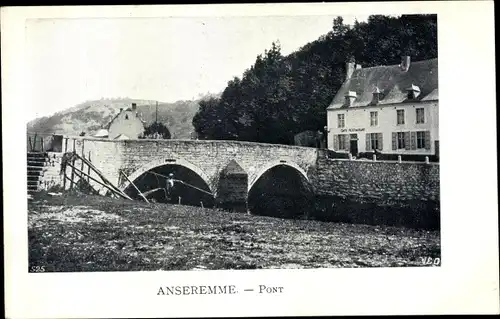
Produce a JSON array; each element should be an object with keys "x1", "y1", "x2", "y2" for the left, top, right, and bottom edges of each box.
[{"x1": 340, "y1": 128, "x2": 365, "y2": 133}]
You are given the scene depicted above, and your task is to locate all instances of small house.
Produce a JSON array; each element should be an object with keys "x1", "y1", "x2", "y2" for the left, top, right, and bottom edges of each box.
[{"x1": 106, "y1": 103, "x2": 145, "y2": 140}]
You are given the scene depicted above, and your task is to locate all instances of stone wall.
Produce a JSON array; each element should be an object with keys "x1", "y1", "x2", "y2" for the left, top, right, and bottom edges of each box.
[
  {"x1": 37, "y1": 152, "x2": 64, "y2": 191},
  {"x1": 62, "y1": 137, "x2": 125, "y2": 194},
  {"x1": 310, "y1": 150, "x2": 440, "y2": 229},
  {"x1": 216, "y1": 160, "x2": 249, "y2": 212}
]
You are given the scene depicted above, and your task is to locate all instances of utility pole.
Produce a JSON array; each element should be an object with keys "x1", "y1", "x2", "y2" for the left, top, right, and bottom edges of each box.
[{"x1": 155, "y1": 101, "x2": 158, "y2": 124}]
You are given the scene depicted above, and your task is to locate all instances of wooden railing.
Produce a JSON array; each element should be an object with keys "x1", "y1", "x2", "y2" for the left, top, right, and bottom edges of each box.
[{"x1": 27, "y1": 132, "x2": 64, "y2": 153}]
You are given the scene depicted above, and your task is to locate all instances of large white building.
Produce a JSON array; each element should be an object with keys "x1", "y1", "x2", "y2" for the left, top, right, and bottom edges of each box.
[{"x1": 326, "y1": 56, "x2": 438, "y2": 157}]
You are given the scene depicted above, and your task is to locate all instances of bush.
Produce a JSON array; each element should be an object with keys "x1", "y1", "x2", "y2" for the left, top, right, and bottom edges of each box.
[{"x1": 143, "y1": 122, "x2": 171, "y2": 139}]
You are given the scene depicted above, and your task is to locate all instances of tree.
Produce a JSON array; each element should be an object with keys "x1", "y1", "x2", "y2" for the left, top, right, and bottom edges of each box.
[
  {"x1": 192, "y1": 96, "x2": 222, "y2": 140},
  {"x1": 143, "y1": 122, "x2": 171, "y2": 139},
  {"x1": 192, "y1": 15, "x2": 437, "y2": 145}
]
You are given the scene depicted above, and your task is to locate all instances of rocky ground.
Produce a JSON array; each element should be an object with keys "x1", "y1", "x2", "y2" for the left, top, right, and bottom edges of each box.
[{"x1": 28, "y1": 192, "x2": 441, "y2": 272}]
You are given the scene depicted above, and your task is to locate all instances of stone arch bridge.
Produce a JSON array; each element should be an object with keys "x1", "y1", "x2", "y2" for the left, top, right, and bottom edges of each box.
[
  {"x1": 37, "y1": 136, "x2": 440, "y2": 227},
  {"x1": 65, "y1": 137, "x2": 319, "y2": 210}
]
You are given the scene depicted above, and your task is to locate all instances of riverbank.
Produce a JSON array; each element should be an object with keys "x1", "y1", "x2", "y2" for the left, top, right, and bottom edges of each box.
[{"x1": 28, "y1": 192, "x2": 441, "y2": 271}]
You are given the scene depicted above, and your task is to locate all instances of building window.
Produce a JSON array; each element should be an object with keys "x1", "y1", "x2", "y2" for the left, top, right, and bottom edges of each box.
[
  {"x1": 417, "y1": 131, "x2": 426, "y2": 149},
  {"x1": 416, "y1": 108, "x2": 425, "y2": 124},
  {"x1": 338, "y1": 114, "x2": 345, "y2": 128},
  {"x1": 370, "y1": 111, "x2": 378, "y2": 126},
  {"x1": 397, "y1": 132, "x2": 406, "y2": 149},
  {"x1": 370, "y1": 133, "x2": 379, "y2": 150},
  {"x1": 396, "y1": 110, "x2": 405, "y2": 125},
  {"x1": 367, "y1": 133, "x2": 382, "y2": 150},
  {"x1": 338, "y1": 134, "x2": 347, "y2": 150}
]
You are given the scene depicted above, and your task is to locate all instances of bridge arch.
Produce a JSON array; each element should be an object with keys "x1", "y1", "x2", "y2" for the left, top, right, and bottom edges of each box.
[
  {"x1": 248, "y1": 161, "x2": 310, "y2": 193},
  {"x1": 119, "y1": 157, "x2": 214, "y2": 194}
]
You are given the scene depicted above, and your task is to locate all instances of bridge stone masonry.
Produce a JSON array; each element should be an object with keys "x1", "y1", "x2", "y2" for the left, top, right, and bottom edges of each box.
[{"x1": 41, "y1": 136, "x2": 440, "y2": 229}]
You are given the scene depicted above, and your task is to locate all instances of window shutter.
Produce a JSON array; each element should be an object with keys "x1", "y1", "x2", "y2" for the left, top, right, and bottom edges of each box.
[
  {"x1": 405, "y1": 132, "x2": 411, "y2": 150},
  {"x1": 425, "y1": 131, "x2": 431, "y2": 150},
  {"x1": 377, "y1": 133, "x2": 383, "y2": 150},
  {"x1": 343, "y1": 135, "x2": 349, "y2": 151},
  {"x1": 333, "y1": 134, "x2": 338, "y2": 150},
  {"x1": 392, "y1": 132, "x2": 397, "y2": 150},
  {"x1": 410, "y1": 132, "x2": 417, "y2": 150},
  {"x1": 365, "y1": 133, "x2": 371, "y2": 151}
]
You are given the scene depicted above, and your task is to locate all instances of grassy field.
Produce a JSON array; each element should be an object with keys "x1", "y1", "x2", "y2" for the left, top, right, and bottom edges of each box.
[{"x1": 28, "y1": 192, "x2": 441, "y2": 272}]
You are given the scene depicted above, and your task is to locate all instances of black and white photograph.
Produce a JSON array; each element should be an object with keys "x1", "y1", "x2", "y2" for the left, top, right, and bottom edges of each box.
[
  {"x1": 2, "y1": 2, "x2": 498, "y2": 317},
  {"x1": 25, "y1": 13, "x2": 441, "y2": 272}
]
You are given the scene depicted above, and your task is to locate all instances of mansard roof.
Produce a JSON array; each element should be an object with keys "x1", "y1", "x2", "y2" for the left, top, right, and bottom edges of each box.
[{"x1": 327, "y1": 58, "x2": 438, "y2": 109}]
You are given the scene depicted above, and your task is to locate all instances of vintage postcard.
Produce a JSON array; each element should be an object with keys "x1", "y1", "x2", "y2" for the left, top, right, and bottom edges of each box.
[{"x1": 2, "y1": 2, "x2": 499, "y2": 318}]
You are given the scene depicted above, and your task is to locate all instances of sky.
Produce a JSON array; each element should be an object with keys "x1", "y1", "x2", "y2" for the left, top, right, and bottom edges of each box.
[{"x1": 26, "y1": 15, "x2": 369, "y2": 120}]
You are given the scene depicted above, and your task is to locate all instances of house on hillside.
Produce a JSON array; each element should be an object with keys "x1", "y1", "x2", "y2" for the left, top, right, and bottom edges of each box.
[
  {"x1": 326, "y1": 56, "x2": 439, "y2": 158},
  {"x1": 105, "y1": 103, "x2": 146, "y2": 139}
]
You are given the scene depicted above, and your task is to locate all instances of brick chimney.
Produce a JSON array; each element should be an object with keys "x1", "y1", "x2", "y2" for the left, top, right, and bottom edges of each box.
[
  {"x1": 345, "y1": 61, "x2": 355, "y2": 80},
  {"x1": 400, "y1": 56, "x2": 411, "y2": 72},
  {"x1": 131, "y1": 103, "x2": 137, "y2": 111}
]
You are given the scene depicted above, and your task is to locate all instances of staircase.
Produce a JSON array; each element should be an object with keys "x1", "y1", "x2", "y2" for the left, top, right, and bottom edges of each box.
[{"x1": 27, "y1": 152, "x2": 51, "y2": 193}]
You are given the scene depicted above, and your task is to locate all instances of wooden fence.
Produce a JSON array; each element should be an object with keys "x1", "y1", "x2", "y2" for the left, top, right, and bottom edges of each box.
[{"x1": 27, "y1": 132, "x2": 64, "y2": 153}]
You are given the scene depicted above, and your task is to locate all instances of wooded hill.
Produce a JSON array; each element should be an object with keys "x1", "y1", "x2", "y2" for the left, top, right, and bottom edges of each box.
[{"x1": 27, "y1": 97, "x2": 213, "y2": 139}]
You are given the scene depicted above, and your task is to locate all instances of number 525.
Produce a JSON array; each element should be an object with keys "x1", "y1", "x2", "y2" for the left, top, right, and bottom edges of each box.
[{"x1": 30, "y1": 266, "x2": 46, "y2": 272}]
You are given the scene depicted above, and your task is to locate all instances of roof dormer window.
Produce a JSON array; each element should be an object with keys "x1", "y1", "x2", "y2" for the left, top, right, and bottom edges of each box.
[
  {"x1": 345, "y1": 90, "x2": 357, "y2": 107},
  {"x1": 372, "y1": 86, "x2": 383, "y2": 104},
  {"x1": 407, "y1": 84, "x2": 421, "y2": 100}
]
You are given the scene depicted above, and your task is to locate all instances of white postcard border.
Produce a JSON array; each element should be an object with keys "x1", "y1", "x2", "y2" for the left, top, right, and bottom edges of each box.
[{"x1": 2, "y1": 1, "x2": 498, "y2": 317}]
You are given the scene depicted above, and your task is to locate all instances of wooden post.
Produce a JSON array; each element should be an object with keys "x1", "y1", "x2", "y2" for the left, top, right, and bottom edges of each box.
[
  {"x1": 41, "y1": 136, "x2": 44, "y2": 152},
  {"x1": 76, "y1": 153, "x2": 128, "y2": 197},
  {"x1": 178, "y1": 197, "x2": 181, "y2": 205},
  {"x1": 66, "y1": 162, "x2": 131, "y2": 199},
  {"x1": 62, "y1": 163, "x2": 67, "y2": 190},
  {"x1": 33, "y1": 133, "x2": 38, "y2": 151},
  {"x1": 64, "y1": 138, "x2": 68, "y2": 153},
  {"x1": 72, "y1": 139, "x2": 76, "y2": 152},
  {"x1": 70, "y1": 152, "x2": 76, "y2": 189},
  {"x1": 120, "y1": 170, "x2": 149, "y2": 203},
  {"x1": 87, "y1": 151, "x2": 91, "y2": 183},
  {"x1": 80, "y1": 140, "x2": 85, "y2": 177}
]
